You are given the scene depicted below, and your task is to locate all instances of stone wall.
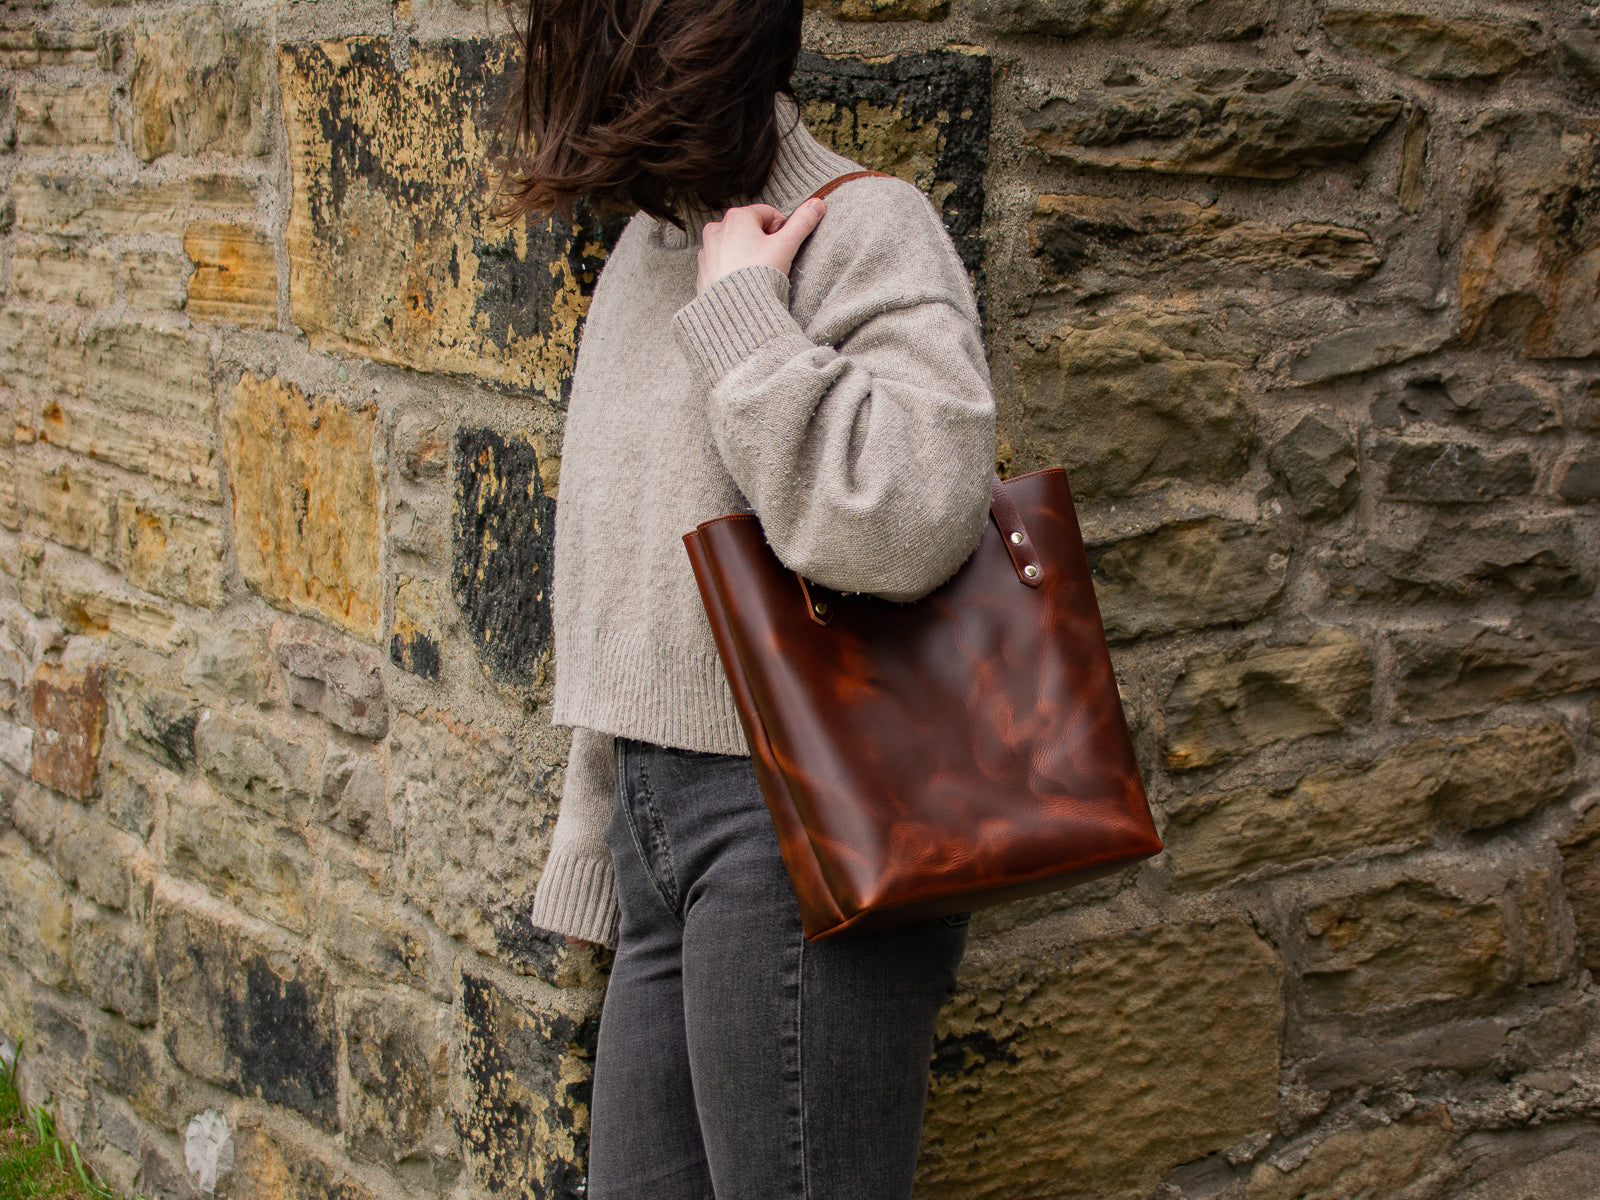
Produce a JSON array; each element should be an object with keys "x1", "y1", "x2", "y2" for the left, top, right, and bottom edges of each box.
[{"x1": 0, "y1": 1, "x2": 1597, "y2": 1197}]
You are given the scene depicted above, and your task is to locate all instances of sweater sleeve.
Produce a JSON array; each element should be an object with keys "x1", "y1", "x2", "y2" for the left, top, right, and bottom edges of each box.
[
  {"x1": 671, "y1": 190, "x2": 996, "y2": 603},
  {"x1": 528, "y1": 726, "x2": 620, "y2": 947}
]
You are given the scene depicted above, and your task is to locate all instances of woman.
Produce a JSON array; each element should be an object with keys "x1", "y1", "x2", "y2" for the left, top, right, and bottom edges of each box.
[{"x1": 499, "y1": 2, "x2": 997, "y2": 1196}]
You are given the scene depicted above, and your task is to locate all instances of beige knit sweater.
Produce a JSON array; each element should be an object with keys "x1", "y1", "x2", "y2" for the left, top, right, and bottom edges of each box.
[{"x1": 529, "y1": 100, "x2": 997, "y2": 946}]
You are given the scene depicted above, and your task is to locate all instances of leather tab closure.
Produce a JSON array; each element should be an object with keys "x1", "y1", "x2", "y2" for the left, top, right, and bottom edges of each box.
[
  {"x1": 797, "y1": 573, "x2": 834, "y2": 626},
  {"x1": 990, "y1": 474, "x2": 1043, "y2": 587}
]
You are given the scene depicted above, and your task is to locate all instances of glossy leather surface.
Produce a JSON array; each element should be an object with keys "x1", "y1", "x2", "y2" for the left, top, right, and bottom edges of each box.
[{"x1": 686, "y1": 469, "x2": 1162, "y2": 941}]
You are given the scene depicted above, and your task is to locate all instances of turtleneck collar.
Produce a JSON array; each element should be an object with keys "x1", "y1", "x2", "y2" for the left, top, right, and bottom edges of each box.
[{"x1": 653, "y1": 94, "x2": 858, "y2": 250}]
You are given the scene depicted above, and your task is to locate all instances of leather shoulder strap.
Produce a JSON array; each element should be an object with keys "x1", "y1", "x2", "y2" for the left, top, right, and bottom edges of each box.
[{"x1": 805, "y1": 170, "x2": 895, "y2": 203}]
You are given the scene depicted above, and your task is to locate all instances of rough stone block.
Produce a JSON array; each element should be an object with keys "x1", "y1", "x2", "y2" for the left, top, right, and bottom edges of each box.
[
  {"x1": 459, "y1": 972, "x2": 594, "y2": 1200},
  {"x1": 15, "y1": 84, "x2": 116, "y2": 148},
  {"x1": 18, "y1": 460, "x2": 116, "y2": 562},
  {"x1": 224, "y1": 375, "x2": 381, "y2": 640},
  {"x1": 807, "y1": 0, "x2": 947, "y2": 18},
  {"x1": 193, "y1": 711, "x2": 317, "y2": 823},
  {"x1": 394, "y1": 413, "x2": 448, "y2": 482},
  {"x1": 391, "y1": 711, "x2": 555, "y2": 953},
  {"x1": 1558, "y1": 456, "x2": 1600, "y2": 502},
  {"x1": 1322, "y1": 6, "x2": 1536, "y2": 80},
  {"x1": 1247, "y1": 1107, "x2": 1456, "y2": 1199},
  {"x1": 279, "y1": 38, "x2": 622, "y2": 397},
  {"x1": 71, "y1": 899, "x2": 157, "y2": 1025},
  {"x1": 1321, "y1": 513, "x2": 1591, "y2": 603},
  {"x1": 120, "y1": 248, "x2": 189, "y2": 311},
  {"x1": 1090, "y1": 517, "x2": 1288, "y2": 641},
  {"x1": 12, "y1": 238, "x2": 117, "y2": 306},
  {"x1": 1374, "y1": 435, "x2": 1535, "y2": 503},
  {"x1": 183, "y1": 222, "x2": 276, "y2": 328},
  {"x1": 1559, "y1": 806, "x2": 1600, "y2": 971},
  {"x1": 0, "y1": 719, "x2": 34, "y2": 776},
  {"x1": 181, "y1": 630, "x2": 276, "y2": 705},
  {"x1": 390, "y1": 576, "x2": 441, "y2": 680},
  {"x1": 316, "y1": 750, "x2": 391, "y2": 847},
  {"x1": 918, "y1": 919, "x2": 1279, "y2": 1200},
  {"x1": 1164, "y1": 719, "x2": 1574, "y2": 888},
  {"x1": 793, "y1": 50, "x2": 990, "y2": 276},
  {"x1": 344, "y1": 990, "x2": 454, "y2": 1167},
  {"x1": 92, "y1": 1018, "x2": 177, "y2": 1127},
  {"x1": 81, "y1": 319, "x2": 215, "y2": 428},
  {"x1": 100, "y1": 753, "x2": 167, "y2": 839},
  {"x1": 0, "y1": 832, "x2": 71, "y2": 986},
  {"x1": 1016, "y1": 308, "x2": 1253, "y2": 498},
  {"x1": 1393, "y1": 621, "x2": 1600, "y2": 721},
  {"x1": 278, "y1": 642, "x2": 387, "y2": 739},
  {"x1": 52, "y1": 803, "x2": 134, "y2": 910},
  {"x1": 114, "y1": 497, "x2": 225, "y2": 609},
  {"x1": 31, "y1": 661, "x2": 105, "y2": 800},
  {"x1": 973, "y1": 0, "x2": 1271, "y2": 40},
  {"x1": 106, "y1": 664, "x2": 199, "y2": 772},
  {"x1": 323, "y1": 883, "x2": 431, "y2": 990},
  {"x1": 1269, "y1": 412, "x2": 1359, "y2": 518},
  {"x1": 37, "y1": 401, "x2": 221, "y2": 501},
  {"x1": 129, "y1": 7, "x2": 270, "y2": 161},
  {"x1": 1460, "y1": 111, "x2": 1600, "y2": 358},
  {"x1": 1022, "y1": 72, "x2": 1400, "y2": 178},
  {"x1": 1289, "y1": 314, "x2": 1454, "y2": 383},
  {"x1": 0, "y1": 22, "x2": 99, "y2": 70},
  {"x1": 1164, "y1": 629, "x2": 1371, "y2": 771},
  {"x1": 155, "y1": 900, "x2": 338, "y2": 1128},
  {"x1": 453, "y1": 429, "x2": 555, "y2": 682},
  {"x1": 166, "y1": 784, "x2": 314, "y2": 933},
  {"x1": 1031, "y1": 193, "x2": 1381, "y2": 285},
  {"x1": 44, "y1": 572, "x2": 182, "y2": 651},
  {"x1": 231, "y1": 1125, "x2": 378, "y2": 1200},
  {"x1": 1374, "y1": 374, "x2": 1560, "y2": 436},
  {"x1": 0, "y1": 461, "x2": 18, "y2": 533},
  {"x1": 13, "y1": 172, "x2": 254, "y2": 239},
  {"x1": 1300, "y1": 881, "x2": 1512, "y2": 1012}
]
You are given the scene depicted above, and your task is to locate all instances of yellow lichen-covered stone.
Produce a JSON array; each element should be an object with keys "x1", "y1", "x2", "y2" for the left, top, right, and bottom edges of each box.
[
  {"x1": 223, "y1": 373, "x2": 382, "y2": 639},
  {"x1": 1247, "y1": 1107, "x2": 1457, "y2": 1199},
  {"x1": 183, "y1": 221, "x2": 276, "y2": 328},
  {"x1": 918, "y1": 919, "x2": 1281, "y2": 1200},
  {"x1": 278, "y1": 38, "x2": 616, "y2": 397}
]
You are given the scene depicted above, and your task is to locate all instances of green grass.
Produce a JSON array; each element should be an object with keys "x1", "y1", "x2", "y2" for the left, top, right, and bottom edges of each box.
[{"x1": 0, "y1": 1047, "x2": 116, "y2": 1200}]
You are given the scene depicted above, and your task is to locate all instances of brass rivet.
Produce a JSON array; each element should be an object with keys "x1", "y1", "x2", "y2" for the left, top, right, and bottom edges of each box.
[
  {"x1": 1009, "y1": 531, "x2": 1024, "y2": 545},
  {"x1": 1023, "y1": 564, "x2": 1040, "y2": 579},
  {"x1": 815, "y1": 602, "x2": 828, "y2": 616}
]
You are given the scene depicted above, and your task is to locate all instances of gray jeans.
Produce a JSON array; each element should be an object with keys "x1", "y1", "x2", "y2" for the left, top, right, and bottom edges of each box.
[{"x1": 587, "y1": 738, "x2": 969, "y2": 1200}]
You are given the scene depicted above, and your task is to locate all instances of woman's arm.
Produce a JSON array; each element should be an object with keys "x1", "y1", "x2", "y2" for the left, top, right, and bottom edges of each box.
[{"x1": 675, "y1": 184, "x2": 996, "y2": 602}]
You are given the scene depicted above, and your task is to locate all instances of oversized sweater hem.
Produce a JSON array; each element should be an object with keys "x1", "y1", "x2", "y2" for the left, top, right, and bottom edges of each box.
[{"x1": 528, "y1": 851, "x2": 621, "y2": 948}]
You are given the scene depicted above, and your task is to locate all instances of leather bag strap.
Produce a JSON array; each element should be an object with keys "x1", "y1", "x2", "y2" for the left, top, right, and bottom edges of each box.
[{"x1": 804, "y1": 170, "x2": 895, "y2": 204}]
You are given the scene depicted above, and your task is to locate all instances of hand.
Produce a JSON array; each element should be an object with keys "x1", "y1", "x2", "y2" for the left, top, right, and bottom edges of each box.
[
  {"x1": 565, "y1": 936, "x2": 595, "y2": 948},
  {"x1": 696, "y1": 197, "x2": 826, "y2": 293}
]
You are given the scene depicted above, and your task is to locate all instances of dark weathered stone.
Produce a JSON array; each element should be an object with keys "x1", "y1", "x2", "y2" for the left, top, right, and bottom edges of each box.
[
  {"x1": 155, "y1": 900, "x2": 338, "y2": 1129},
  {"x1": 1163, "y1": 629, "x2": 1372, "y2": 771},
  {"x1": 453, "y1": 429, "x2": 556, "y2": 682},
  {"x1": 1022, "y1": 73, "x2": 1401, "y2": 179},
  {"x1": 390, "y1": 577, "x2": 442, "y2": 681},
  {"x1": 1393, "y1": 621, "x2": 1600, "y2": 721},
  {"x1": 793, "y1": 50, "x2": 990, "y2": 279},
  {"x1": 1290, "y1": 314, "x2": 1453, "y2": 383},
  {"x1": 279, "y1": 38, "x2": 623, "y2": 398},
  {"x1": 1015, "y1": 309, "x2": 1254, "y2": 498},
  {"x1": 1560, "y1": 806, "x2": 1600, "y2": 971},
  {"x1": 71, "y1": 901, "x2": 157, "y2": 1025},
  {"x1": 278, "y1": 641, "x2": 388, "y2": 739},
  {"x1": 106, "y1": 666, "x2": 198, "y2": 772},
  {"x1": 93, "y1": 1012, "x2": 177, "y2": 1126},
  {"x1": 973, "y1": 0, "x2": 1272, "y2": 40},
  {"x1": 1089, "y1": 517, "x2": 1289, "y2": 640},
  {"x1": 1460, "y1": 111, "x2": 1600, "y2": 359},
  {"x1": 31, "y1": 662, "x2": 104, "y2": 800},
  {"x1": 1031, "y1": 193, "x2": 1381, "y2": 285},
  {"x1": 1322, "y1": 513, "x2": 1592, "y2": 603},
  {"x1": 1558, "y1": 456, "x2": 1600, "y2": 502},
  {"x1": 808, "y1": 0, "x2": 948, "y2": 20},
  {"x1": 138, "y1": 1143, "x2": 201, "y2": 1200},
  {"x1": 1372, "y1": 375, "x2": 1561, "y2": 436},
  {"x1": 1269, "y1": 412, "x2": 1359, "y2": 519},
  {"x1": 1321, "y1": 7, "x2": 1537, "y2": 80},
  {"x1": 1374, "y1": 436, "x2": 1535, "y2": 503},
  {"x1": 1301, "y1": 881, "x2": 1512, "y2": 1013},
  {"x1": 458, "y1": 973, "x2": 596, "y2": 1200},
  {"x1": 344, "y1": 991, "x2": 452, "y2": 1167}
]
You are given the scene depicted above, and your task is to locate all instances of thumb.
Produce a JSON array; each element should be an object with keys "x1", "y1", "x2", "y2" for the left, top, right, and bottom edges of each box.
[{"x1": 773, "y1": 197, "x2": 825, "y2": 254}]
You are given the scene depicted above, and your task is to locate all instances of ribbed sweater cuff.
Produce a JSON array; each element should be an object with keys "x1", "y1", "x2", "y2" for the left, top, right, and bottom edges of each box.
[
  {"x1": 673, "y1": 265, "x2": 801, "y2": 383},
  {"x1": 529, "y1": 852, "x2": 620, "y2": 948}
]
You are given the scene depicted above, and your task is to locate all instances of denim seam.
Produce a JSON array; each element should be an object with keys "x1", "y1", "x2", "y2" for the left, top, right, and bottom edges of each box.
[
  {"x1": 795, "y1": 933, "x2": 810, "y2": 1200},
  {"x1": 635, "y1": 753, "x2": 685, "y2": 923}
]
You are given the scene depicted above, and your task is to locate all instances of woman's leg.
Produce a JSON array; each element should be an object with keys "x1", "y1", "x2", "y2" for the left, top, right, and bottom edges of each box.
[
  {"x1": 639, "y1": 746, "x2": 966, "y2": 1200},
  {"x1": 585, "y1": 744, "x2": 715, "y2": 1200}
]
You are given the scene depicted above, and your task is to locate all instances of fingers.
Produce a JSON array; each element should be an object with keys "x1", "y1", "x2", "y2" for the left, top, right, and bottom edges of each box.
[{"x1": 771, "y1": 197, "x2": 825, "y2": 253}]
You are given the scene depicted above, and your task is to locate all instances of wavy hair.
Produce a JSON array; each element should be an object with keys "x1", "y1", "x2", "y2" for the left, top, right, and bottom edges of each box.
[{"x1": 493, "y1": 0, "x2": 805, "y2": 227}]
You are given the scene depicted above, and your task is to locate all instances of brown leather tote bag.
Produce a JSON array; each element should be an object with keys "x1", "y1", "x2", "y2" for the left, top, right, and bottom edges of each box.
[{"x1": 684, "y1": 463, "x2": 1162, "y2": 940}]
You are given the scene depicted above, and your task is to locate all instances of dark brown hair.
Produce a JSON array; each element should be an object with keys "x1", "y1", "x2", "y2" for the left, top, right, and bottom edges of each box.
[{"x1": 493, "y1": 0, "x2": 805, "y2": 227}]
